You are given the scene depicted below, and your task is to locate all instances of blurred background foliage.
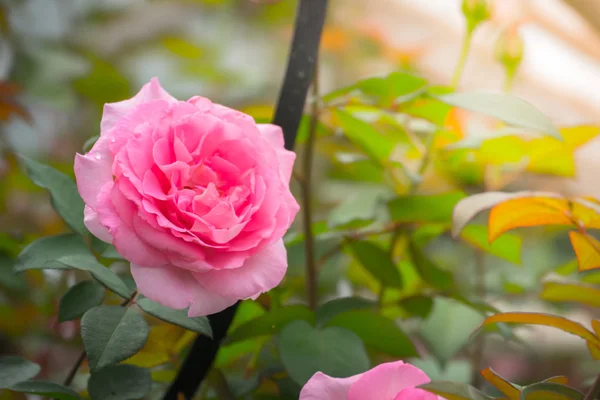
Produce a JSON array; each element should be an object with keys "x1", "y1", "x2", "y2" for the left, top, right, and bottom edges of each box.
[{"x1": 3, "y1": 0, "x2": 600, "y2": 399}]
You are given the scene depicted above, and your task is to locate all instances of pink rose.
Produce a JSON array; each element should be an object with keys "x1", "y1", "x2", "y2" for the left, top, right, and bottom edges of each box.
[
  {"x1": 74, "y1": 78, "x2": 299, "y2": 316},
  {"x1": 300, "y1": 361, "x2": 444, "y2": 400}
]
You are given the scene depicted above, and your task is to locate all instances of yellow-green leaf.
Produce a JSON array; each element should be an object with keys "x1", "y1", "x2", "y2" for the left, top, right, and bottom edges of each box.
[
  {"x1": 540, "y1": 282, "x2": 600, "y2": 308},
  {"x1": 481, "y1": 312, "x2": 598, "y2": 345},
  {"x1": 460, "y1": 224, "x2": 521, "y2": 263},
  {"x1": 480, "y1": 368, "x2": 520, "y2": 400}
]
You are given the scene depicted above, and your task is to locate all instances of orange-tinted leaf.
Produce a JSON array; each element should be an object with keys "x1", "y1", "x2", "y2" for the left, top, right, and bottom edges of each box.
[
  {"x1": 481, "y1": 312, "x2": 598, "y2": 344},
  {"x1": 543, "y1": 376, "x2": 569, "y2": 385},
  {"x1": 569, "y1": 200, "x2": 600, "y2": 229},
  {"x1": 480, "y1": 368, "x2": 520, "y2": 400},
  {"x1": 451, "y1": 191, "x2": 561, "y2": 238},
  {"x1": 592, "y1": 320, "x2": 600, "y2": 337},
  {"x1": 489, "y1": 197, "x2": 573, "y2": 242},
  {"x1": 321, "y1": 26, "x2": 350, "y2": 52},
  {"x1": 0, "y1": 99, "x2": 30, "y2": 122},
  {"x1": 540, "y1": 281, "x2": 600, "y2": 308},
  {"x1": 569, "y1": 231, "x2": 600, "y2": 271},
  {"x1": 587, "y1": 341, "x2": 600, "y2": 360},
  {"x1": 0, "y1": 81, "x2": 22, "y2": 96},
  {"x1": 0, "y1": 81, "x2": 30, "y2": 123}
]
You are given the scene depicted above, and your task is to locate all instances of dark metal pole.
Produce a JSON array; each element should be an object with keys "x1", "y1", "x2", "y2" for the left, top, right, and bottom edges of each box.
[{"x1": 163, "y1": 1, "x2": 328, "y2": 398}]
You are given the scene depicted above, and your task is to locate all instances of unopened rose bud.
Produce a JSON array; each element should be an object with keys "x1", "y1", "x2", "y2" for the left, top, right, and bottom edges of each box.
[
  {"x1": 462, "y1": 0, "x2": 492, "y2": 32},
  {"x1": 495, "y1": 26, "x2": 524, "y2": 72}
]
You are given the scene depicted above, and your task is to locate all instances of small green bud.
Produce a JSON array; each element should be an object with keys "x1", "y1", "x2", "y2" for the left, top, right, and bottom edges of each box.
[
  {"x1": 462, "y1": 0, "x2": 492, "y2": 32},
  {"x1": 495, "y1": 25, "x2": 524, "y2": 74}
]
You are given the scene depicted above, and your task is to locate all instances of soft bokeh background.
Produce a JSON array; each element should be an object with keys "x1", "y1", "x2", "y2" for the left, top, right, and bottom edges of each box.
[{"x1": 3, "y1": 0, "x2": 600, "y2": 398}]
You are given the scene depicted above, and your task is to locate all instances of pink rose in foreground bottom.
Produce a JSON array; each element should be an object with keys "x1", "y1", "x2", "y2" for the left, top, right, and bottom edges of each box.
[
  {"x1": 74, "y1": 78, "x2": 299, "y2": 316},
  {"x1": 299, "y1": 361, "x2": 444, "y2": 400}
]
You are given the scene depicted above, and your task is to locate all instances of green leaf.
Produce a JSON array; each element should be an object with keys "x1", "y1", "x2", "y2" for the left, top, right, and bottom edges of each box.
[
  {"x1": 81, "y1": 306, "x2": 149, "y2": 371},
  {"x1": 421, "y1": 298, "x2": 484, "y2": 364},
  {"x1": 520, "y1": 382, "x2": 584, "y2": 400},
  {"x1": 434, "y1": 91, "x2": 562, "y2": 140},
  {"x1": 327, "y1": 186, "x2": 394, "y2": 229},
  {"x1": 9, "y1": 381, "x2": 81, "y2": 400},
  {"x1": 347, "y1": 240, "x2": 403, "y2": 288},
  {"x1": 16, "y1": 234, "x2": 132, "y2": 298},
  {"x1": 136, "y1": 296, "x2": 212, "y2": 337},
  {"x1": 323, "y1": 71, "x2": 427, "y2": 106},
  {"x1": 83, "y1": 135, "x2": 99, "y2": 152},
  {"x1": 73, "y1": 55, "x2": 130, "y2": 105},
  {"x1": 226, "y1": 305, "x2": 315, "y2": 344},
  {"x1": 388, "y1": 191, "x2": 466, "y2": 224},
  {"x1": 460, "y1": 224, "x2": 522, "y2": 264},
  {"x1": 59, "y1": 280, "x2": 105, "y2": 322},
  {"x1": 315, "y1": 297, "x2": 375, "y2": 327},
  {"x1": 19, "y1": 156, "x2": 87, "y2": 235},
  {"x1": 101, "y1": 245, "x2": 125, "y2": 260},
  {"x1": 334, "y1": 109, "x2": 395, "y2": 164},
  {"x1": 410, "y1": 357, "x2": 472, "y2": 383},
  {"x1": 419, "y1": 381, "x2": 493, "y2": 400},
  {"x1": 16, "y1": 234, "x2": 89, "y2": 270},
  {"x1": 0, "y1": 254, "x2": 27, "y2": 292},
  {"x1": 278, "y1": 320, "x2": 370, "y2": 386},
  {"x1": 88, "y1": 365, "x2": 151, "y2": 400},
  {"x1": 408, "y1": 239, "x2": 454, "y2": 290},
  {"x1": 325, "y1": 310, "x2": 418, "y2": 357},
  {"x1": 0, "y1": 357, "x2": 41, "y2": 389},
  {"x1": 400, "y1": 295, "x2": 434, "y2": 319}
]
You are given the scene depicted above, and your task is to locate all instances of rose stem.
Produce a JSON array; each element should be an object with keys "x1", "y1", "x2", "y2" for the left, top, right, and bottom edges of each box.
[
  {"x1": 585, "y1": 375, "x2": 600, "y2": 400},
  {"x1": 470, "y1": 249, "x2": 486, "y2": 388},
  {"x1": 301, "y1": 58, "x2": 320, "y2": 311}
]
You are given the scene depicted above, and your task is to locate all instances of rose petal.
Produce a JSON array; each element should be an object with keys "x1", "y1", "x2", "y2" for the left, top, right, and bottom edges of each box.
[
  {"x1": 101, "y1": 77, "x2": 176, "y2": 134},
  {"x1": 276, "y1": 148, "x2": 296, "y2": 185},
  {"x1": 131, "y1": 213, "x2": 215, "y2": 273},
  {"x1": 97, "y1": 182, "x2": 168, "y2": 267},
  {"x1": 299, "y1": 372, "x2": 360, "y2": 400},
  {"x1": 257, "y1": 124, "x2": 296, "y2": 183},
  {"x1": 74, "y1": 138, "x2": 113, "y2": 208},
  {"x1": 83, "y1": 205, "x2": 112, "y2": 243},
  {"x1": 348, "y1": 362, "x2": 431, "y2": 400},
  {"x1": 130, "y1": 263, "x2": 236, "y2": 316},
  {"x1": 187, "y1": 291, "x2": 238, "y2": 317},
  {"x1": 257, "y1": 124, "x2": 285, "y2": 148},
  {"x1": 196, "y1": 239, "x2": 287, "y2": 298},
  {"x1": 130, "y1": 264, "x2": 194, "y2": 309}
]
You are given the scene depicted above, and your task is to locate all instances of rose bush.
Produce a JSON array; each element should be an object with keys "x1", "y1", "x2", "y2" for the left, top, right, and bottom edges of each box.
[
  {"x1": 299, "y1": 361, "x2": 444, "y2": 400},
  {"x1": 74, "y1": 78, "x2": 299, "y2": 316}
]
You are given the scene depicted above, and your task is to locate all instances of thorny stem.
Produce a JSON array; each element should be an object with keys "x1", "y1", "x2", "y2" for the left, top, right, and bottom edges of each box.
[
  {"x1": 451, "y1": 29, "x2": 474, "y2": 89},
  {"x1": 301, "y1": 60, "x2": 320, "y2": 311},
  {"x1": 585, "y1": 375, "x2": 600, "y2": 400},
  {"x1": 62, "y1": 291, "x2": 138, "y2": 387},
  {"x1": 470, "y1": 250, "x2": 486, "y2": 388}
]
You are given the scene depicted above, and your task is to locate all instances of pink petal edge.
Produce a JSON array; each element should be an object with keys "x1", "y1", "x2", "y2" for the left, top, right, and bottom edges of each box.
[{"x1": 299, "y1": 372, "x2": 361, "y2": 400}]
